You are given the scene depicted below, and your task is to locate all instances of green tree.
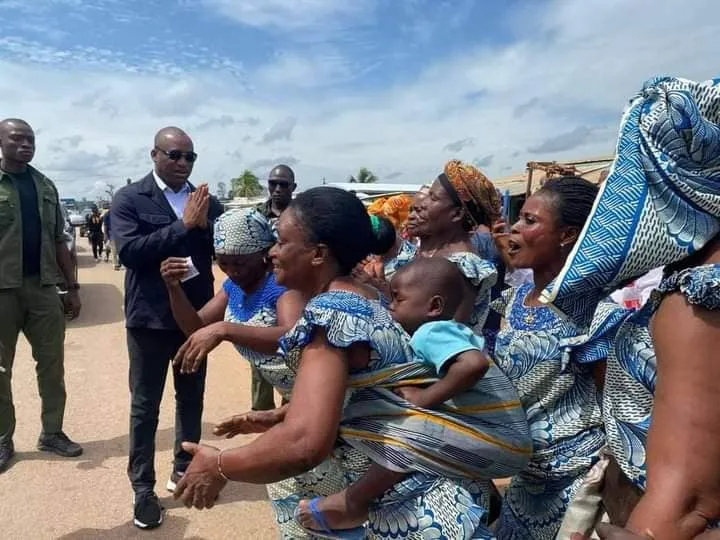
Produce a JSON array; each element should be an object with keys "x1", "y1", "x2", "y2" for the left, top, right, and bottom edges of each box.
[
  {"x1": 231, "y1": 170, "x2": 263, "y2": 198},
  {"x1": 355, "y1": 167, "x2": 378, "y2": 184}
]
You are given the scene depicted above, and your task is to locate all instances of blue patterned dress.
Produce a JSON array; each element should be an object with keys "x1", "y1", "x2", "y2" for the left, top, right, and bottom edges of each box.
[
  {"x1": 382, "y1": 239, "x2": 417, "y2": 281},
  {"x1": 492, "y1": 284, "x2": 628, "y2": 540},
  {"x1": 384, "y1": 246, "x2": 497, "y2": 345},
  {"x1": 223, "y1": 273, "x2": 294, "y2": 398},
  {"x1": 604, "y1": 265, "x2": 720, "y2": 498},
  {"x1": 270, "y1": 290, "x2": 531, "y2": 539},
  {"x1": 446, "y1": 252, "x2": 497, "y2": 337}
]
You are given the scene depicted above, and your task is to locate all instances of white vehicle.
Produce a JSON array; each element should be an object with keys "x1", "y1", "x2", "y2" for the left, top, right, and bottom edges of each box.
[{"x1": 67, "y1": 210, "x2": 85, "y2": 227}]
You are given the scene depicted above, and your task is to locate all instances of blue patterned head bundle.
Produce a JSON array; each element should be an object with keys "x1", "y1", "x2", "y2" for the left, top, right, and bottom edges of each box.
[
  {"x1": 542, "y1": 76, "x2": 720, "y2": 326},
  {"x1": 214, "y1": 208, "x2": 275, "y2": 255}
]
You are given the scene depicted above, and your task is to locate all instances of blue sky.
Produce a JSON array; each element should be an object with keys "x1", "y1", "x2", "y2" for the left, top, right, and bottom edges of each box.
[{"x1": 0, "y1": 0, "x2": 718, "y2": 198}]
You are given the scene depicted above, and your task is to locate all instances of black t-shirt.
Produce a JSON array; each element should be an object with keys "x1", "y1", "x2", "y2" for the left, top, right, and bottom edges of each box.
[
  {"x1": 12, "y1": 171, "x2": 41, "y2": 276},
  {"x1": 86, "y1": 213, "x2": 103, "y2": 236}
]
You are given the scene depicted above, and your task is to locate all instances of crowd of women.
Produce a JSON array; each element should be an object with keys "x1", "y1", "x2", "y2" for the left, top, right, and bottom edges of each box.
[{"x1": 157, "y1": 75, "x2": 720, "y2": 540}]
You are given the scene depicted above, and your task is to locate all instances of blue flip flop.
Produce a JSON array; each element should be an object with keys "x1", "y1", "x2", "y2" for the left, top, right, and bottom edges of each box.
[{"x1": 293, "y1": 497, "x2": 366, "y2": 540}]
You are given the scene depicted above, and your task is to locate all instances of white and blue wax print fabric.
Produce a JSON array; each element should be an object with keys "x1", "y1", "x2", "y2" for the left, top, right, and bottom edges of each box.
[
  {"x1": 272, "y1": 291, "x2": 532, "y2": 539},
  {"x1": 214, "y1": 208, "x2": 275, "y2": 255},
  {"x1": 541, "y1": 76, "x2": 720, "y2": 327},
  {"x1": 445, "y1": 252, "x2": 497, "y2": 336},
  {"x1": 492, "y1": 285, "x2": 629, "y2": 540},
  {"x1": 604, "y1": 264, "x2": 720, "y2": 493},
  {"x1": 223, "y1": 273, "x2": 294, "y2": 397},
  {"x1": 382, "y1": 239, "x2": 417, "y2": 281}
]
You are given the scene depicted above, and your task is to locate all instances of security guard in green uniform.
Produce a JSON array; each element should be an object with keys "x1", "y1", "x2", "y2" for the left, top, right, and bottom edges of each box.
[{"x1": 0, "y1": 118, "x2": 83, "y2": 473}]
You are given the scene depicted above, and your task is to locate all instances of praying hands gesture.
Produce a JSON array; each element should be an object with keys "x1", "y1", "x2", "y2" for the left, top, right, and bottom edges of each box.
[{"x1": 183, "y1": 184, "x2": 210, "y2": 230}]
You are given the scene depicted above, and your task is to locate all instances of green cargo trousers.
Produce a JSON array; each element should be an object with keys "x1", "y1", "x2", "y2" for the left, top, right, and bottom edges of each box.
[
  {"x1": 0, "y1": 277, "x2": 66, "y2": 442},
  {"x1": 251, "y1": 365, "x2": 276, "y2": 411}
]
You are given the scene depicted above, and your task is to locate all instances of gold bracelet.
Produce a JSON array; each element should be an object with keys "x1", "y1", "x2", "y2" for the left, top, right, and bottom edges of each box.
[{"x1": 217, "y1": 449, "x2": 230, "y2": 481}]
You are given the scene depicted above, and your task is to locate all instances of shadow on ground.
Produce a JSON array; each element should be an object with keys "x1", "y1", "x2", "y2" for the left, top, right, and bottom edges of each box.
[
  {"x1": 66, "y1": 282, "x2": 125, "y2": 328},
  {"x1": 8, "y1": 423, "x2": 269, "y2": 504},
  {"x1": 57, "y1": 515, "x2": 210, "y2": 540}
]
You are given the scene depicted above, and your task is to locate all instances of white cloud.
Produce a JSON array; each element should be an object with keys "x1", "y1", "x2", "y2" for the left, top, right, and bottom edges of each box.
[
  {"x1": 200, "y1": 0, "x2": 373, "y2": 32},
  {"x1": 1, "y1": 0, "x2": 718, "y2": 199}
]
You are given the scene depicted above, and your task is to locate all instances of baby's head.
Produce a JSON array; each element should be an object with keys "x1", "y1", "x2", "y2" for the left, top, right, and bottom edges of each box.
[{"x1": 388, "y1": 257, "x2": 464, "y2": 334}]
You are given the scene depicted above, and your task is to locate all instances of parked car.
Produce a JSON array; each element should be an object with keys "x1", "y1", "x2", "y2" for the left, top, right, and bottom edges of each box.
[{"x1": 58, "y1": 206, "x2": 79, "y2": 316}]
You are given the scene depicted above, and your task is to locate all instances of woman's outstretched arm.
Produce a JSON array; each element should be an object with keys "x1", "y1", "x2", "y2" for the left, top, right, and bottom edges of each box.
[{"x1": 174, "y1": 328, "x2": 349, "y2": 508}]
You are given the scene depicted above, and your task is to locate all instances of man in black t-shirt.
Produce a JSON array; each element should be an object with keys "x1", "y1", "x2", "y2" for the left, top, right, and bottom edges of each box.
[{"x1": 0, "y1": 118, "x2": 83, "y2": 473}]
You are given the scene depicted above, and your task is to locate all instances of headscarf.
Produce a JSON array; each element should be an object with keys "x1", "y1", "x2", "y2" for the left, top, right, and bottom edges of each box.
[
  {"x1": 542, "y1": 76, "x2": 720, "y2": 326},
  {"x1": 367, "y1": 194, "x2": 413, "y2": 230},
  {"x1": 214, "y1": 208, "x2": 275, "y2": 256},
  {"x1": 438, "y1": 159, "x2": 501, "y2": 228}
]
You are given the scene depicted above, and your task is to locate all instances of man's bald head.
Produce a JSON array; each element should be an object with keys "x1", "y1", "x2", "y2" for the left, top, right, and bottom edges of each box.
[
  {"x1": 153, "y1": 126, "x2": 191, "y2": 148},
  {"x1": 268, "y1": 164, "x2": 295, "y2": 183},
  {"x1": 0, "y1": 118, "x2": 32, "y2": 135},
  {"x1": 0, "y1": 118, "x2": 36, "y2": 166},
  {"x1": 151, "y1": 126, "x2": 196, "y2": 190}
]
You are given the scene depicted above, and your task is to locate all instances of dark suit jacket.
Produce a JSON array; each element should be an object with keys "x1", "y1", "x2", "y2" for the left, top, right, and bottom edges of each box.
[{"x1": 111, "y1": 173, "x2": 224, "y2": 330}]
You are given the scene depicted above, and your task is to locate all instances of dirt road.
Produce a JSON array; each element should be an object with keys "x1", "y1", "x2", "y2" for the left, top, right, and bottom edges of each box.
[{"x1": 0, "y1": 246, "x2": 276, "y2": 539}]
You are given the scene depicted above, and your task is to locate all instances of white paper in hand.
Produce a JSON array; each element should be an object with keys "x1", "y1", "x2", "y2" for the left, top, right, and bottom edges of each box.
[{"x1": 181, "y1": 256, "x2": 200, "y2": 282}]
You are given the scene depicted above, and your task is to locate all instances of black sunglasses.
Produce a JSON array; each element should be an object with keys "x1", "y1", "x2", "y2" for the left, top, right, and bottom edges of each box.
[
  {"x1": 269, "y1": 179, "x2": 292, "y2": 189},
  {"x1": 155, "y1": 148, "x2": 198, "y2": 163}
]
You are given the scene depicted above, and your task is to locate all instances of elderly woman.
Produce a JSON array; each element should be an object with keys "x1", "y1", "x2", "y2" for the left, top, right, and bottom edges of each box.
[
  {"x1": 489, "y1": 177, "x2": 628, "y2": 540},
  {"x1": 407, "y1": 160, "x2": 503, "y2": 349},
  {"x1": 160, "y1": 208, "x2": 306, "y2": 431},
  {"x1": 544, "y1": 77, "x2": 720, "y2": 539},
  {"x1": 173, "y1": 187, "x2": 531, "y2": 539}
]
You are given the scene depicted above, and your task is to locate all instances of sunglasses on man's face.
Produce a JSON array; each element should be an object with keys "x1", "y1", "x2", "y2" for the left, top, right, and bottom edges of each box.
[
  {"x1": 269, "y1": 180, "x2": 292, "y2": 190},
  {"x1": 156, "y1": 148, "x2": 198, "y2": 163}
]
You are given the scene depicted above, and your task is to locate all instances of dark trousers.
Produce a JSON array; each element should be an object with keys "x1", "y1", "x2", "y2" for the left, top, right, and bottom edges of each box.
[
  {"x1": 89, "y1": 233, "x2": 104, "y2": 259},
  {"x1": 251, "y1": 365, "x2": 276, "y2": 411},
  {"x1": 0, "y1": 278, "x2": 66, "y2": 442},
  {"x1": 127, "y1": 328, "x2": 206, "y2": 495}
]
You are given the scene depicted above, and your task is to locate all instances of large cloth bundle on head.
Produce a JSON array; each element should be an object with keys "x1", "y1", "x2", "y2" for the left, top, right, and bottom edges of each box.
[
  {"x1": 541, "y1": 76, "x2": 720, "y2": 326},
  {"x1": 366, "y1": 194, "x2": 413, "y2": 230}
]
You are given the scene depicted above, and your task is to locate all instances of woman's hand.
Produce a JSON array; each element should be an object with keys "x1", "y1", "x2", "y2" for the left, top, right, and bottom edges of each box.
[
  {"x1": 491, "y1": 220, "x2": 514, "y2": 270},
  {"x1": 214, "y1": 409, "x2": 285, "y2": 438},
  {"x1": 173, "y1": 322, "x2": 226, "y2": 373},
  {"x1": 160, "y1": 257, "x2": 188, "y2": 288},
  {"x1": 174, "y1": 442, "x2": 227, "y2": 509}
]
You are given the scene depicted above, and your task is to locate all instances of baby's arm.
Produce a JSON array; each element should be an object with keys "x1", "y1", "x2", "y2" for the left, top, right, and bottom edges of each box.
[{"x1": 396, "y1": 349, "x2": 489, "y2": 409}]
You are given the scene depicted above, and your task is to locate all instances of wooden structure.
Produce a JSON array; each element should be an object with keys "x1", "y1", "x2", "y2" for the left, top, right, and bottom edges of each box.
[
  {"x1": 327, "y1": 156, "x2": 614, "y2": 221},
  {"x1": 492, "y1": 156, "x2": 613, "y2": 198}
]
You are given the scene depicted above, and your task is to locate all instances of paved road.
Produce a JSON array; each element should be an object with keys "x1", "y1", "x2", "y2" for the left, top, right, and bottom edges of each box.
[{"x1": 0, "y1": 246, "x2": 276, "y2": 539}]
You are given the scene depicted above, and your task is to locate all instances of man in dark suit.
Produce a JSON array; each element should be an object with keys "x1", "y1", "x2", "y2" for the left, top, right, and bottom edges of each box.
[{"x1": 111, "y1": 127, "x2": 223, "y2": 530}]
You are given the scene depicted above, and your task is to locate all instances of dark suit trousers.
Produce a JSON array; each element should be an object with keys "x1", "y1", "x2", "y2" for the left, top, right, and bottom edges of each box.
[{"x1": 126, "y1": 328, "x2": 206, "y2": 494}]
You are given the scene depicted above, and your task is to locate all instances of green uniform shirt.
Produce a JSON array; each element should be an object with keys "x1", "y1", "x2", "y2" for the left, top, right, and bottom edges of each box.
[{"x1": 0, "y1": 166, "x2": 65, "y2": 289}]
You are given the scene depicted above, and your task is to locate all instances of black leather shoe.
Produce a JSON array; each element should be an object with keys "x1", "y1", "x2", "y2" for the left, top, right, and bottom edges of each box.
[
  {"x1": 0, "y1": 440, "x2": 15, "y2": 473},
  {"x1": 38, "y1": 432, "x2": 83, "y2": 457}
]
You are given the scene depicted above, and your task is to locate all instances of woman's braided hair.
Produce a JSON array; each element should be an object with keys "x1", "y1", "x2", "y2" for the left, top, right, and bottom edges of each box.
[{"x1": 536, "y1": 176, "x2": 599, "y2": 228}]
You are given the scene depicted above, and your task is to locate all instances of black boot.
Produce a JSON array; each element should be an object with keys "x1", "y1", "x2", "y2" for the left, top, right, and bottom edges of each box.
[{"x1": 0, "y1": 440, "x2": 15, "y2": 473}]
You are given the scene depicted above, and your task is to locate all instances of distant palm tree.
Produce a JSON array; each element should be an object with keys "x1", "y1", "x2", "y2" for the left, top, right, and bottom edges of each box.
[
  {"x1": 231, "y1": 170, "x2": 263, "y2": 198},
  {"x1": 354, "y1": 167, "x2": 378, "y2": 184}
]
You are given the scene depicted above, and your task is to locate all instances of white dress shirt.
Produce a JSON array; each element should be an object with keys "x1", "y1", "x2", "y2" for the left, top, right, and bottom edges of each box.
[{"x1": 153, "y1": 170, "x2": 189, "y2": 219}]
